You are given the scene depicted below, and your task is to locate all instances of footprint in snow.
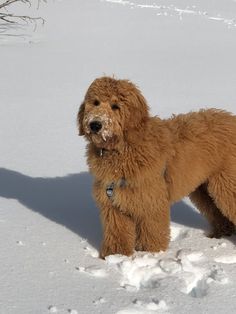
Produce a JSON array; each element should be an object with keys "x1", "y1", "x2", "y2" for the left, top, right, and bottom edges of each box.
[
  {"x1": 176, "y1": 250, "x2": 228, "y2": 298},
  {"x1": 176, "y1": 249, "x2": 221, "y2": 298},
  {"x1": 207, "y1": 265, "x2": 228, "y2": 284},
  {"x1": 159, "y1": 258, "x2": 182, "y2": 274},
  {"x1": 187, "y1": 265, "x2": 228, "y2": 298}
]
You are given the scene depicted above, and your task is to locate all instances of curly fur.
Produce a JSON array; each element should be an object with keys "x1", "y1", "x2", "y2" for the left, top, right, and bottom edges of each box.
[{"x1": 78, "y1": 76, "x2": 236, "y2": 258}]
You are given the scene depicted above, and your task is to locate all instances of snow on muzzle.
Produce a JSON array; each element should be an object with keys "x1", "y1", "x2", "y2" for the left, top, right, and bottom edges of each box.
[{"x1": 84, "y1": 113, "x2": 113, "y2": 142}]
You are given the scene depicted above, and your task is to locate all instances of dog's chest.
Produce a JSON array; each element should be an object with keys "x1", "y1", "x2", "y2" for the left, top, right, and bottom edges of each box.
[{"x1": 91, "y1": 153, "x2": 125, "y2": 181}]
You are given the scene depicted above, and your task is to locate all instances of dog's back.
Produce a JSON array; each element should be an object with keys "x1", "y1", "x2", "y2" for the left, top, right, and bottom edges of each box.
[
  {"x1": 163, "y1": 109, "x2": 236, "y2": 201},
  {"x1": 167, "y1": 109, "x2": 236, "y2": 144}
]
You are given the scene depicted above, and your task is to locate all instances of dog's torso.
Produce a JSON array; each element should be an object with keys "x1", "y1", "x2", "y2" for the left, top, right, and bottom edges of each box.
[{"x1": 87, "y1": 109, "x2": 236, "y2": 214}]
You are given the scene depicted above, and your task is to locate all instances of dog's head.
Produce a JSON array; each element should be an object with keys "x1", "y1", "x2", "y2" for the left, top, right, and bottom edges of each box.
[{"x1": 77, "y1": 77, "x2": 149, "y2": 149}]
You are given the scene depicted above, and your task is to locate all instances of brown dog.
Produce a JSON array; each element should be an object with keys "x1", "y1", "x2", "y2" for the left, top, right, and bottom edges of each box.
[{"x1": 78, "y1": 76, "x2": 236, "y2": 259}]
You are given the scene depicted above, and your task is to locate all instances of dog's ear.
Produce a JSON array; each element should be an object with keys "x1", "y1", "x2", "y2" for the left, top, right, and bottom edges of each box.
[
  {"x1": 128, "y1": 89, "x2": 149, "y2": 129},
  {"x1": 77, "y1": 102, "x2": 85, "y2": 136}
]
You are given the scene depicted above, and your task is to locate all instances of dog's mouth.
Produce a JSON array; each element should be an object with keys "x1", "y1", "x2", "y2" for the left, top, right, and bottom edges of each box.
[{"x1": 89, "y1": 130, "x2": 112, "y2": 143}]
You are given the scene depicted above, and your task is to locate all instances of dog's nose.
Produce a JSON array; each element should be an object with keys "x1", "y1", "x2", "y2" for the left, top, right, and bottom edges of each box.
[{"x1": 89, "y1": 120, "x2": 102, "y2": 133}]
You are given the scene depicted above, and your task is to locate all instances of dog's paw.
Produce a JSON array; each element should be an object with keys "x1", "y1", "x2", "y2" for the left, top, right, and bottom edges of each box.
[
  {"x1": 100, "y1": 244, "x2": 133, "y2": 259},
  {"x1": 135, "y1": 236, "x2": 169, "y2": 253},
  {"x1": 207, "y1": 225, "x2": 235, "y2": 239},
  {"x1": 135, "y1": 242, "x2": 167, "y2": 253}
]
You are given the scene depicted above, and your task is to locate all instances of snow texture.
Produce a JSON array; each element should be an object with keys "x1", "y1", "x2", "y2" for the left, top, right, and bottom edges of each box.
[{"x1": 1, "y1": 0, "x2": 236, "y2": 313}]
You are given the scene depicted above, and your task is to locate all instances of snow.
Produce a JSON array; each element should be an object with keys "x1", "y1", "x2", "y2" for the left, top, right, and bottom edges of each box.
[
  {"x1": 116, "y1": 299, "x2": 168, "y2": 314},
  {"x1": 1, "y1": 0, "x2": 236, "y2": 313},
  {"x1": 214, "y1": 254, "x2": 236, "y2": 264},
  {"x1": 104, "y1": 236, "x2": 228, "y2": 296}
]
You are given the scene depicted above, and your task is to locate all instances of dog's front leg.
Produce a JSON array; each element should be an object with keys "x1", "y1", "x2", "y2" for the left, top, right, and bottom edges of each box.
[
  {"x1": 123, "y1": 179, "x2": 171, "y2": 253},
  {"x1": 136, "y1": 207, "x2": 170, "y2": 253},
  {"x1": 99, "y1": 206, "x2": 136, "y2": 259}
]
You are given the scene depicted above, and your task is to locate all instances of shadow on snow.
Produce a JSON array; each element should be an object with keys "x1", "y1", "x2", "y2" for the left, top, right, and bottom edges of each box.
[{"x1": 0, "y1": 168, "x2": 208, "y2": 250}]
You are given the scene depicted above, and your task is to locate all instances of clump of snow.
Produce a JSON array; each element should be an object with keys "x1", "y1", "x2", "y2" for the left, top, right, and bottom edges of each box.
[
  {"x1": 16, "y1": 240, "x2": 25, "y2": 246},
  {"x1": 105, "y1": 247, "x2": 229, "y2": 299},
  {"x1": 211, "y1": 242, "x2": 228, "y2": 250},
  {"x1": 170, "y1": 225, "x2": 182, "y2": 240},
  {"x1": 116, "y1": 299, "x2": 168, "y2": 314},
  {"x1": 83, "y1": 245, "x2": 99, "y2": 258},
  {"x1": 68, "y1": 309, "x2": 78, "y2": 314},
  {"x1": 214, "y1": 254, "x2": 236, "y2": 264},
  {"x1": 76, "y1": 265, "x2": 108, "y2": 277},
  {"x1": 48, "y1": 305, "x2": 58, "y2": 313},
  {"x1": 106, "y1": 253, "x2": 163, "y2": 290},
  {"x1": 93, "y1": 297, "x2": 106, "y2": 305},
  {"x1": 170, "y1": 225, "x2": 189, "y2": 241}
]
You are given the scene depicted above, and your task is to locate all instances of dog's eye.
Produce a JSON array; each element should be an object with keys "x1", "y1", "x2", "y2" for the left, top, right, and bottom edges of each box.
[
  {"x1": 111, "y1": 103, "x2": 120, "y2": 110},
  {"x1": 94, "y1": 100, "x2": 100, "y2": 106}
]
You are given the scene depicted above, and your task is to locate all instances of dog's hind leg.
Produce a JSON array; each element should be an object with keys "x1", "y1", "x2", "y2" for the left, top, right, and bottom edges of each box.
[
  {"x1": 189, "y1": 183, "x2": 235, "y2": 238},
  {"x1": 207, "y1": 169, "x2": 236, "y2": 230}
]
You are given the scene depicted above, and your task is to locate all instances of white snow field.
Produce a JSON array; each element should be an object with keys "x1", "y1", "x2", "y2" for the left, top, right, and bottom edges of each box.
[{"x1": 1, "y1": 0, "x2": 236, "y2": 313}]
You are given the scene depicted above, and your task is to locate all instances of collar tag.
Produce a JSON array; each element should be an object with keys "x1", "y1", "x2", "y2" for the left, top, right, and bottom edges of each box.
[{"x1": 106, "y1": 183, "x2": 115, "y2": 198}]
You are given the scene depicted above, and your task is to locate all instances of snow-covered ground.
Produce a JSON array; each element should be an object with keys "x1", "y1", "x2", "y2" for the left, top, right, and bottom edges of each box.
[{"x1": 1, "y1": 0, "x2": 236, "y2": 313}]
